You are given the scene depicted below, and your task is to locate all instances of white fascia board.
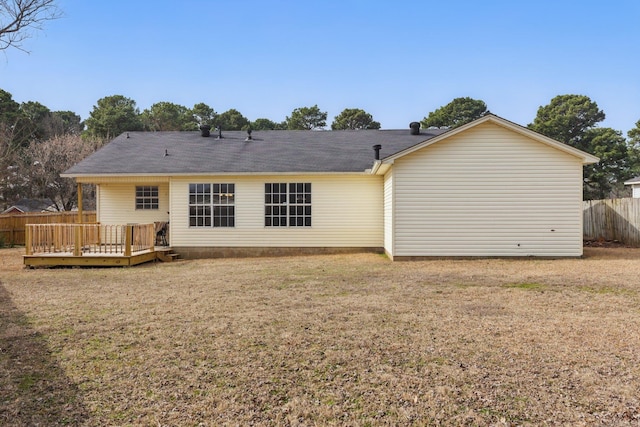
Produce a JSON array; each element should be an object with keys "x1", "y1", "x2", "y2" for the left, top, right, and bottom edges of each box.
[
  {"x1": 369, "y1": 160, "x2": 382, "y2": 175},
  {"x1": 62, "y1": 171, "x2": 373, "y2": 181}
]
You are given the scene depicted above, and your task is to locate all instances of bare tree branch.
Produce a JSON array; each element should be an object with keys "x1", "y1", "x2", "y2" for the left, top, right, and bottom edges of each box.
[
  {"x1": 23, "y1": 134, "x2": 103, "y2": 210},
  {"x1": 0, "y1": 0, "x2": 61, "y2": 52},
  {"x1": 0, "y1": 122, "x2": 25, "y2": 207}
]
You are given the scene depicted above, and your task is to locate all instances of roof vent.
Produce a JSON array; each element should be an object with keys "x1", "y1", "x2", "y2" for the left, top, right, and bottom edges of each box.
[
  {"x1": 199, "y1": 124, "x2": 211, "y2": 137},
  {"x1": 373, "y1": 144, "x2": 381, "y2": 160},
  {"x1": 245, "y1": 128, "x2": 252, "y2": 141},
  {"x1": 409, "y1": 122, "x2": 421, "y2": 135},
  {"x1": 216, "y1": 126, "x2": 223, "y2": 139}
]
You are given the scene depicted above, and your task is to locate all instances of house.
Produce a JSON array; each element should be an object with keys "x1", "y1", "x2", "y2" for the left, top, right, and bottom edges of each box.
[
  {"x1": 2, "y1": 198, "x2": 56, "y2": 214},
  {"x1": 624, "y1": 176, "x2": 640, "y2": 198},
  {"x1": 61, "y1": 114, "x2": 598, "y2": 260}
]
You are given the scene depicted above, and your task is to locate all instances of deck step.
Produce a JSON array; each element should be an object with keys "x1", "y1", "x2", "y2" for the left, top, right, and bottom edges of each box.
[{"x1": 156, "y1": 248, "x2": 180, "y2": 263}]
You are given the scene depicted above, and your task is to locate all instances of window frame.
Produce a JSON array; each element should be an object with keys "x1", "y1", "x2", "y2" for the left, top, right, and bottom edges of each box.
[
  {"x1": 189, "y1": 183, "x2": 235, "y2": 228},
  {"x1": 135, "y1": 185, "x2": 159, "y2": 210},
  {"x1": 264, "y1": 182, "x2": 311, "y2": 227}
]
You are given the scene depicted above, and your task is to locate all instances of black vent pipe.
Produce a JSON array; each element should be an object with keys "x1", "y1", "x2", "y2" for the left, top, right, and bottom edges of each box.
[
  {"x1": 199, "y1": 124, "x2": 211, "y2": 137},
  {"x1": 373, "y1": 144, "x2": 381, "y2": 160}
]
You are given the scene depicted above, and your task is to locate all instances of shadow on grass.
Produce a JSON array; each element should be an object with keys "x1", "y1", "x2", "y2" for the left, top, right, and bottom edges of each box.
[
  {"x1": 582, "y1": 246, "x2": 640, "y2": 260},
  {"x1": 0, "y1": 281, "x2": 89, "y2": 425}
]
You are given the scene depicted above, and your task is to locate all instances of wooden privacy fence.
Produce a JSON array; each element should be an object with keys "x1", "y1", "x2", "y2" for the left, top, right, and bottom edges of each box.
[
  {"x1": 0, "y1": 211, "x2": 96, "y2": 246},
  {"x1": 25, "y1": 223, "x2": 156, "y2": 256},
  {"x1": 583, "y1": 198, "x2": 640, "y2": 246}
]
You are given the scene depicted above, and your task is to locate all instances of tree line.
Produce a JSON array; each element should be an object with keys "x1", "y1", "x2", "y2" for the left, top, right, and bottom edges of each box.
[
  {"x1": 2, "y1": 88, "x2": 640, "y2": 213},
  {"x1": 0, "y1": 89, "x2": 99, "y2": 212},
  {"x1": 83, "y1": 95, "x2": 381, "y2": 138}
]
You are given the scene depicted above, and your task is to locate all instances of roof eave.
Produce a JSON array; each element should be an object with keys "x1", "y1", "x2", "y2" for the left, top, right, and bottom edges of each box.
[
  {"x1": 62, "y1": 171, "x2": 374, "y2": 180},
  {"x1": 371, "y1": 160, "x2": 393, "y2": 175}
]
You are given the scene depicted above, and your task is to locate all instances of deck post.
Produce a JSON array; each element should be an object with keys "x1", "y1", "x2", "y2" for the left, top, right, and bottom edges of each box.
[
  {"x1": 73, "y1": 225, "x2": 82, "y2": 256},
  {"x1": 124, "y1": 225, "x2": 132, "y2": 257},
  {"x1": 77, "y1": 182, "x2": 83, "y2": 224},
  {"x1": 25, "y1": 225, "x2": 32, "y2": 255}
]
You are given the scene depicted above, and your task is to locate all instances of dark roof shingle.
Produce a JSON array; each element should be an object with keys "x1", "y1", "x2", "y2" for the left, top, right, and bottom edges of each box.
[{"x1": 63, "y1": 129, "x2": 446, "y2": 176}]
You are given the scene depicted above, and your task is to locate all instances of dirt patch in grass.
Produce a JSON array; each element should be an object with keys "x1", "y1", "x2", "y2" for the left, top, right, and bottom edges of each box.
[{"x1": 1, "y1": 247, "x2": 640, "y2": 425}]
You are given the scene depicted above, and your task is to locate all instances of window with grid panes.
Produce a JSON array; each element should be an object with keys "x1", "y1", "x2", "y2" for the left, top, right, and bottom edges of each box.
[
  {"x1": 135, "y1": 186, "x2": 159, "y2": 210},
  {"x1": 264, "y1": 182, "x2": 311, "y2": 227},
  {"x1": 189, "y1": 183, "x2": 235, "y2": 227}
]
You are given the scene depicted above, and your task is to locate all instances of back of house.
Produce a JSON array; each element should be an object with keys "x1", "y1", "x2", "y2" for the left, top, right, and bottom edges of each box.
[{"x1": 62, "y1": 114, "x2": 598, "y2": 259}]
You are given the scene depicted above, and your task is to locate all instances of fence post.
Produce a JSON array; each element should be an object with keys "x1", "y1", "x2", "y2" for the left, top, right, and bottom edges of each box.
[{"x1": 9, "y1": 215, "x2": 15, "y2": 246}]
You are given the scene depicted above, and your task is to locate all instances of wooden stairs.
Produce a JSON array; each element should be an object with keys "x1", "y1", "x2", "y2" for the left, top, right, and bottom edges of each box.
[{"x1": 155, "y1": 247, "x2": 180, "y2": 263}]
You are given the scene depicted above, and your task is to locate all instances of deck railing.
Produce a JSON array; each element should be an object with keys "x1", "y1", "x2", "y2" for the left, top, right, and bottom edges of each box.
[{"x1": 25, "y1": 223, "x2": 156, "y2": 256}]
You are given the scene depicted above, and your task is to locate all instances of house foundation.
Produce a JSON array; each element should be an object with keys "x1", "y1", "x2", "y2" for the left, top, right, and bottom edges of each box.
[{"x1": 171, "y1": 246, "x2": 384, "y2": 259}]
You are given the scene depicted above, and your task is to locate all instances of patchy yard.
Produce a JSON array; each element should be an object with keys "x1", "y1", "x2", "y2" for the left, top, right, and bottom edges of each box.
[{"x1": 1, "y1": 247, "x2": 640, "y2": 426}]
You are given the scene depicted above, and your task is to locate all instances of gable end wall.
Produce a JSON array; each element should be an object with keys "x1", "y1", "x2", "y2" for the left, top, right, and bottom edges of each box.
[{"x1": 392, "y1": 122, "x2": 584, "y2": 257}]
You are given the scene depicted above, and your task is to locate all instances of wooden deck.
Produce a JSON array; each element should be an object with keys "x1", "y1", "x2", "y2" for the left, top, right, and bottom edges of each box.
[
  {"x1": 23, "y1": 223, "x2": 176, "y2": 267},
  {"x1": 24, "y1": 249, "x2": 159, "y2": 267}
]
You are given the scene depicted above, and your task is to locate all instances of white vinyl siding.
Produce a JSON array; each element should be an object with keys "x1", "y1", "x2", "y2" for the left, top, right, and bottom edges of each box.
[
  {"x1": 97, "y1": 182, "x2": 169, "y2": 225},
  {"x1": 383, "y1": 171, "x2": 394, "y2": 256},
  {"x1": 391, "y1": 122, "x2": 584, "y2": 257},
  {"x1": 632, "y1": 185, "x2": 640, "y2": 198},
  {"x1": 169, "y1": 175, "x2": 383, "y2": 248}
]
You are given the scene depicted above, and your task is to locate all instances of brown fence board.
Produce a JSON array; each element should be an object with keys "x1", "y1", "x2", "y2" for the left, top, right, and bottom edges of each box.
[
  {"x1": 0, "y1": 211, "x2": 97, "y2": 246},
  {"x1": 583, "y1": 198, "x2": 640, "y2": 246}
]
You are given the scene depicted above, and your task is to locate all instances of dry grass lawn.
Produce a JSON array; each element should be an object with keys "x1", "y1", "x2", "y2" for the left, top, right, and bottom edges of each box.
[{"x1": 1, "y1": 247, "x2": 640, "y2": 426}]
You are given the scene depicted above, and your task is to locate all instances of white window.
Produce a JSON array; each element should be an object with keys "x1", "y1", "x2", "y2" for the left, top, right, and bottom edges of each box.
[
  {"x1": 136, "y1": 186, "x2": 159, "y2": 210},
  {"x1": 265, "y1": 183, "x2": 311, "y2": 227},
  {"x1": 189, "y1": 183, "x2": 235, "y2": 227}
]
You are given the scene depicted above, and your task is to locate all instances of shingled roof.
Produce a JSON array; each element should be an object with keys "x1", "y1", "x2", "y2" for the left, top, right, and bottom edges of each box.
[
  {"x1": 1, "y1": 198, "x2": 55, "y2": 214},
  {"x1": 63, "y1": 128, "x2": 448, "y2": 176},
  {"x1": 624, "y1": 176, "x2": 640, "y2": 185}
]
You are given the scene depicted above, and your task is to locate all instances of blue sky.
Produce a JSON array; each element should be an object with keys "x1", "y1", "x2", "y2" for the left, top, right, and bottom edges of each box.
[{"x1": 2, "y1": 0, "x2": 639, "y2": 134}]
